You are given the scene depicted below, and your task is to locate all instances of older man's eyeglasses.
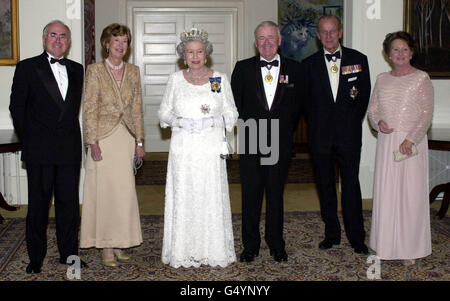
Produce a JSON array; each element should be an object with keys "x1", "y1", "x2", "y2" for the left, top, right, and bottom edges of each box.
[{"x1": 47, "y1": 33, "x2": 68, "y2": 40}]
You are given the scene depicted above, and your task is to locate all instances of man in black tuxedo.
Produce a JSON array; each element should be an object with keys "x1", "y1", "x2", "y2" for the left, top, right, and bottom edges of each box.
[
  {"x1": 10, "y1": 20, "x2": 86, "y2": 274},
  {"x1": 300, "y1": 15, "x2": 370, "y2": 254},
  {"x1": 231, "y1": 21, "x2": 302, "y2": 263}
]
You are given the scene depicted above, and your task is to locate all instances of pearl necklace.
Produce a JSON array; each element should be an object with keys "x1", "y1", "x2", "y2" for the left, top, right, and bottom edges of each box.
[
  {"x1": 105, "y1": 58, "x2": 124, "y2": 70},
  {"x1": 187, "y1": 68, "x2": 207, "y2": 81}
]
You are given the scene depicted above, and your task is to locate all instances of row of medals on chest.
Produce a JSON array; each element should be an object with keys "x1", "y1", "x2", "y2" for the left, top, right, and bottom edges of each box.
[{"x1": 263, "y1": 58, "x2": 339, "y2": 84}]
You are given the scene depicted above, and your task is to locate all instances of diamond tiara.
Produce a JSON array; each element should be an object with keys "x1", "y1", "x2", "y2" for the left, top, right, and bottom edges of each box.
[{"x1": 180, "y1": 28, "x2": 208, "y2": 42}]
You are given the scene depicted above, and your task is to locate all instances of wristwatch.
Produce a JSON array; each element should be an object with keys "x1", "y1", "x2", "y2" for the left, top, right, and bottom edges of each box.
[{"x1": 137, "y1": 141, "x2": 143, "y2": 147}]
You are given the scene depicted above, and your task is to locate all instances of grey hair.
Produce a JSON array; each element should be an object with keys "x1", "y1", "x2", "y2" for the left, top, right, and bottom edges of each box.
[
  {"x1": 176, "y1": 32, "x2": 213, "y2": 59},
  {"x1": 254, "y1": 21, "x2": 281, "y2": 39},
  {"x1": 43, "y1": 20, "x2": 71, "y2": 38}
]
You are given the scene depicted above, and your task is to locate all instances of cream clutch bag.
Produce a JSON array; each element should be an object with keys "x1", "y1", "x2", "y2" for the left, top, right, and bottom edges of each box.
[{"x1": 393, "y1": 145, "x2": 418, "y2": 162}]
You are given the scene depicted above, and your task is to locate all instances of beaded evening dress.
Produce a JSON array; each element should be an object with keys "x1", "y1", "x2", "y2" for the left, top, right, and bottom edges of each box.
[{"x1": 367, "y1": 70, "x2": 434, "y2": 260}]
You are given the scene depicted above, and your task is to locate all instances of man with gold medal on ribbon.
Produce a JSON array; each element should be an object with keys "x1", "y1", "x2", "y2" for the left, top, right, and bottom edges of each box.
[
  {"x1": 231, "y1": 21, "x2": 302, "y2": 264},
  {"x1": 300, "y1": 15, "x2": 371, "y2": 255}
]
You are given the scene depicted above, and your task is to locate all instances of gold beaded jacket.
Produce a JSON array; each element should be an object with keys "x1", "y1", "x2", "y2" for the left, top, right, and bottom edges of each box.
[{"x1": 82, "y1": 62, "x2": 144, "y2": 146}]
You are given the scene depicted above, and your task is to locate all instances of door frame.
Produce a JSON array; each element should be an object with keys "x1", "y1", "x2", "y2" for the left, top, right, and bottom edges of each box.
[
  {"x1": 126, "y1": 0, "x2": 245, "y2": 68},
  {"x1": 126, "y1": 1, "x2": 245, "y2": 152}
]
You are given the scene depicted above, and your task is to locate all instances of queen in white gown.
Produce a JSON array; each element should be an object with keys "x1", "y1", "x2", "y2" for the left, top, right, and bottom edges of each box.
[{"x1": 158, "y1": 28, "x2": 238, "y2": 268}]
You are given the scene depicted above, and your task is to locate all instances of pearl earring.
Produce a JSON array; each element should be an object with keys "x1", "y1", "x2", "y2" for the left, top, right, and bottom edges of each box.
[{"x1": 184, "y1": 60, "x2": 187, "y2": 66}]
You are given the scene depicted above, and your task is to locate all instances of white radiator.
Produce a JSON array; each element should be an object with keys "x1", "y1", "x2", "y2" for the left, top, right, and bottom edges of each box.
[
  {"x1": 1, "y1": 151, "x2": 85, "y2": 205},
  {"x1": 1, "y1": 152, "x2": 26, "y2": 205}
]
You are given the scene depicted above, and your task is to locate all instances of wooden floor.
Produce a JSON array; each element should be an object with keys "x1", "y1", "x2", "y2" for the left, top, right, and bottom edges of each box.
[
  {"x1": 135, "y1": 183, "x2": 375, "y2": 215},
  {"x1": 1, "y1": 183, "x2": 445, "y2": 218}
]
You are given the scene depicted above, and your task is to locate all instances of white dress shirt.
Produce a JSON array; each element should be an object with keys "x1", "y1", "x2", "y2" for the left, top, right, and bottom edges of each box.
[
  {"x1": 260, "y1": 54, "x2": 280, "y2": 109},
  {"x1": 47, "y1": 52, "x2": 68, "y2": 100},
  {"x1": 324, "y1": 46, "x2": 342, "y2": 102}
]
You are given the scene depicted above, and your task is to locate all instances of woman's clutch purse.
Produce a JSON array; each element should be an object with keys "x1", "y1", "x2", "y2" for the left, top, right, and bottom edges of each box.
[
  {"x1": 220, "y1": 137, "x2": 233, "y2": 159},
  {"x1": 220, "y1": 116, "x2": 233, "y2": 159},
  {"x1": 393, "y1": 145, "x2": 418, "y2": 162}
]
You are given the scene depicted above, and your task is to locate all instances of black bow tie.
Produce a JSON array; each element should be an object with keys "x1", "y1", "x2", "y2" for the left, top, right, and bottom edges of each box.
[
  {"x1": 325, "y1": 51, "x2": 341, "y2": 62},
  {"x1": 50, "y1": 57, "x2": 67, "y2": 65},
  {"x1": 260, "y1": 60, "x2": 279, "y2": 68}
]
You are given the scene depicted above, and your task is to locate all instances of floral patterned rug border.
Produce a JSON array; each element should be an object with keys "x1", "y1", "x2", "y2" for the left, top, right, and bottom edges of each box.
[{"x1": 0, "y1": 210, "x2": 448, "y2": 281}]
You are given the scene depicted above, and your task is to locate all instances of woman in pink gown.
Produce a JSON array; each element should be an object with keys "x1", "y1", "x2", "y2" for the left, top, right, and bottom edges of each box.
[{"x1": 367, "y1": 31, "x2": 434, "y2": 266}]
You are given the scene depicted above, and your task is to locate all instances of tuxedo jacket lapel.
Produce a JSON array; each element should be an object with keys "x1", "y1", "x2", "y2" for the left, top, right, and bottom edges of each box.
[
  {"x1": 35, "y1": 52, "x2": 65, "y2": 111},
  {"x1": 254, "y1": 58, "x2": 270, "y2": 111},
  {"x1": 58, "y1": 62, "x2": 79, "y2": 121},
  {"x1": 316, "y1": 50, "x2": 335, "y2": 104},
  {"x1": 269, "y1": 57, "x2": 286, "y2": 112},
  {"x1": 336, "y1": 47, "x2": 349, "y2": 102},
  {"x1": 65, "y1": 63, "x2": 76, "y2": 104}
]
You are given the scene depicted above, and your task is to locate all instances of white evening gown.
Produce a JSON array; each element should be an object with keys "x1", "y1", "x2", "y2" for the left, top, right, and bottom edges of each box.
[{"x1": 158, "y1": 71, "x2": 238, "y2": 268}]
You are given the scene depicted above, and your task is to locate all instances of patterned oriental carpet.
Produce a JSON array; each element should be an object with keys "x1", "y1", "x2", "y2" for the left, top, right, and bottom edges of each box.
[{"x1": 0, "y1": 211, "x2": 448, "y2": 281}]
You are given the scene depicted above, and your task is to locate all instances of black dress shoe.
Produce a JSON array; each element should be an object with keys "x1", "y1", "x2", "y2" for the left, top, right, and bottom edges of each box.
[
  {"x1": 59, "y1": 257, "x2": 88, "y2": 268},
  {"x1": 270, "y1": 249, "x2": 288, "y2": 262},
  {"x1": 26, "y1": 262, "x2": 42, "y2": 274},
  {"x1": 239, "y1": 249, "x2": 259, "y2": 263},
  {"x1": 318, "y1": 238, "x2": 340, "y2": 250},
  {"x1": 353, "y1": 243, "x2": 369, "y2": 255}
]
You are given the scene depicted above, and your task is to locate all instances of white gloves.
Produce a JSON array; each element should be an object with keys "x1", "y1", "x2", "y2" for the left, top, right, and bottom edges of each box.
[
  {"x1": 192, "y1": 116, "x2": 224, "y2": 131},
  {"x1": 197, "y1": 116, "x2": 225, "y2": 132},
  {"x1": 160, "y1": 112, "x2": 178, "y2": 127},
  {"x1": 212, "y1": 116, "x2": 225, "y2": 128},
  {"x1": 198, "y1": 117, "x2": 214, "y2": 129},
  {"x1": 174, "y1": 117, "x2": 194, "y2": 130},
  {"x1": 163, "y1": 113, "x2": 225, "y2": 133}
]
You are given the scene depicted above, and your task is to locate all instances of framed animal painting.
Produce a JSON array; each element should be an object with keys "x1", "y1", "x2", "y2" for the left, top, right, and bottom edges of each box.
[{"x1": 278, "y1": 0, "x2": 343, "y2": 63}]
